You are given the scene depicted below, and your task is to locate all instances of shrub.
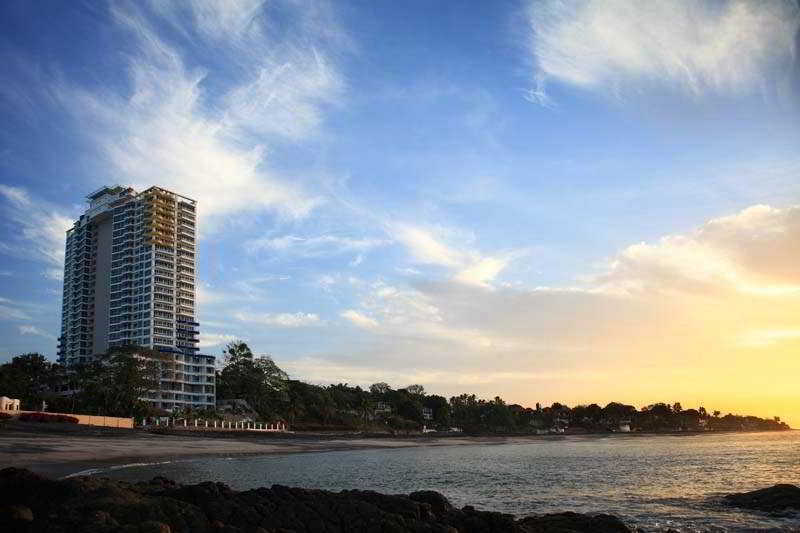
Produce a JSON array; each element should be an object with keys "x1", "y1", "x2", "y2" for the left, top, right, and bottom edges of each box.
[{"x1": 18, "y1": 412, "x2": 79, "y2": 424}]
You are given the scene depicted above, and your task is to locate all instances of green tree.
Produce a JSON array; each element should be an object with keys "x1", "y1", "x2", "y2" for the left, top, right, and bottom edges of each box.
[
  {"x1": 369, "y1": 382, "x2": 391, "y2": 396},
  {"x1": 0, "y1": 353, "x2": 58, "y2": 409},
  {"x1": 216, "y1": 340, "x2": 288, "y2": 419},
  {"x1": 356, "y1": 390, "x2": 374, "y2": 427},
  {"x1": 423, "y1": 394, "x2": 450, "y2": 427},
  {"x1": 224, "y1": 340, "x2": 254, "y2": 363},
  {"x1": 73, "y1": 346, "x2": 161, "y2": 417},
  {"x1": 405, "y1": 384, "x2": 425, "y2": 396}
]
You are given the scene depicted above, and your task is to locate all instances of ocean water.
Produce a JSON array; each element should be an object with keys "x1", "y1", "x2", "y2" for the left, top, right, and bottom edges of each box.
[{"x1": 97, "y1": 431, "x2": 800, "y2": 532}]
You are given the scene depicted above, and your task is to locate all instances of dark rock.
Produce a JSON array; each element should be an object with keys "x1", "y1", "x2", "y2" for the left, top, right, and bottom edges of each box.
[
  {"x1": 87, "y1": 510, "x2": 118, "y2": 528},
  {"x1": 0, "y1": 467, "x2": 635, "y2": 533},
  {"x1": 0, "y1": 504, "x2": 34, "y2": 522},
  {"x1": 518, "y1": 512, "x2": 631, "y2": 532},
  {"x1": 409, "y1": 491, "x2": 453, "y2": 515},
  {"x1": 140, "y1": 520, "x2": 172, "y2": 533},
  {"x1": 724, "y1": 484, "x2": 800, "y2": 513}
]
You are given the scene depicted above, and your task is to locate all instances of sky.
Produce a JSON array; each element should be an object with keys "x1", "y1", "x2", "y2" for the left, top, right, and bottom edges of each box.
[{"x1": 1, "y1": 0, "x2": 799, "y2": 424}]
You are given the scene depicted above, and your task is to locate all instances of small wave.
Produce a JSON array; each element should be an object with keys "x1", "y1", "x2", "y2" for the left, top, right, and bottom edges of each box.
[
  {"x1": 63, "y1": 468, "x2": 103, "y2": 478},
  {"x1": 62, "y1": 460, "x2": 174, "y2": 479},
  {"x1": 109, "y1": 461, "x2": 173, "y2": 471}
]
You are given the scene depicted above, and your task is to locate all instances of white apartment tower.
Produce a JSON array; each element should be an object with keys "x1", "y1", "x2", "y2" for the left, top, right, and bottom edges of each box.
[{"x1": 58, "y1": 185, "x2": 215, "y2": 411}]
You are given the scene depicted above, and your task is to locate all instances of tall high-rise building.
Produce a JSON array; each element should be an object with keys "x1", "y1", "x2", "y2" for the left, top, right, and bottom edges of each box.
[{"x1": 57, "y1": 185, "x2": 215, "y2": 411}]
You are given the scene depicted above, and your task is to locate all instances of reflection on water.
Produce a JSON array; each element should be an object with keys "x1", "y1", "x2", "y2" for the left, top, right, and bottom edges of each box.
[{"x1": 100, "y1": 431, "x2": 800, "y2": 532}]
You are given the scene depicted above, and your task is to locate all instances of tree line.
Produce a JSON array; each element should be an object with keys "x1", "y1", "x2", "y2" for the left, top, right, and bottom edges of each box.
[
  {"x1": 0, "y1": 340, "x2": 791, "y2": 434},
  {"x1": 0, "y1": 347, "x2": 161, "y2": 418}
]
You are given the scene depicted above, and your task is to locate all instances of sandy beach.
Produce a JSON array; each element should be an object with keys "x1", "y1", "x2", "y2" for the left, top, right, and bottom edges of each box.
[{"x1": 0, "y1": 424, "x2": 533, "y2": 479}]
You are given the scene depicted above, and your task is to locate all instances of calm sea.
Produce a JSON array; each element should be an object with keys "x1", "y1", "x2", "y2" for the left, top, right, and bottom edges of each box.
[{"x1": 97, "y1": 431, "x2": 800, "y2": 532}]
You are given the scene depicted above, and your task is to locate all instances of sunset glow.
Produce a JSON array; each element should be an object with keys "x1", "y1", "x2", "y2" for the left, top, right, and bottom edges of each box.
[{"x1": 1, "y1": 0, "x2": 799, "y2": 426}]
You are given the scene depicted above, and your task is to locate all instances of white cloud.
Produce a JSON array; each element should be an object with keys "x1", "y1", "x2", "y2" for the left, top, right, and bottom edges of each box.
[
  {"x1": 316, "y1": 203, "x2": 800, "y2": 423},
  {"x1": 246, "y1": 235, "x2": 389, "y2": 256},
  {"x1": 0, "y1": 185, "x2": 73, "y2": 271},
  {"x1": 56, "y1": 0, "x2": 345, "y2": 233},
  {"x1": 390, "y1": 224, "x2": 464, "y2": 268},
  {"x1": 150, "y1": 0, "x2": 267, "y2": 43},
  {"x1": 340, "y1": 282, "x2": 503, "y2": 350},
  {"x1": 18, "y1": 324, "x2": 55, "y2": 340},
  {"x1": 596, "y1": 205, "x2": 800, "y2": 295},
  {"x1": 199, "y1": 332, "x2": 238, "y2": 348},
  {"x1": 340, "y1": 309, "x2": 379, "y2": 329},
  {"x1": 454, "y1": 253, "x2": 524, "y2": 288},
  {"x1": 0, "y1": 185, "x2": 30, "y2": 205},
  {"x1": 0, "y1": 302, "x2": 30, "y2": 321},
  {"x1": 235, "y1": 311, "x2": 322, "y2": 327},
  {"x1": 223, "y1": 48, "x2": 342, "y2": 141},
  {"x1": 389, "y1": 223, "x2": 524, "y2": 287},
  {"x1": 528, "y1": 0, "x2": 800, "y2": 100}
]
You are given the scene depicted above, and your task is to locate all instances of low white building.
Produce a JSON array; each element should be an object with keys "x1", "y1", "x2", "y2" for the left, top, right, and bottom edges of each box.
[
  {"x1": 374, "y1": 401, "x2": 392, "y2": 415},
  {"x1": 0, "y1": 396, "x2": 21, "y2": 411}
]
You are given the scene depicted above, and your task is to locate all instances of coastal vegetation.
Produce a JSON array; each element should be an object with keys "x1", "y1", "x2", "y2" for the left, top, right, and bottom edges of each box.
[
  {"x1": 0, "y1": 348, "x2": 162, "y2": 418},
  {"x1": 0, "y1": 342, "x2": 791, "y2": 434}
]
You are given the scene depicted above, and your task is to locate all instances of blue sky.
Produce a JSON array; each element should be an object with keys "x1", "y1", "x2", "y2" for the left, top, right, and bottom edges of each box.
[{"x1": 1, "y1": 1, "x2": 799, "y2": 418}]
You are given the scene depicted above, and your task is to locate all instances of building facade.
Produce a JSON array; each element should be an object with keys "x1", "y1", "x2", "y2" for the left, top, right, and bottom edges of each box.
[{"x1": 58, "y1": 185, "x2": 215, "y2": 411}]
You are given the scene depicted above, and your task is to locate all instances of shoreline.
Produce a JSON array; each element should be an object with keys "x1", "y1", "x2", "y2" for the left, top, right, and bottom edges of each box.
[
  {"x1": 0, "y1": 426, "x2": 544, "y2": 478},
  {"x1": 0, "y1": 424, "x2": 792, "y2": 479}
]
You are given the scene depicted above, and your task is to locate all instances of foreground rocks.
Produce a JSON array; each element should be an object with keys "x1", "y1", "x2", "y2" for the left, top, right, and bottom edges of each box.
[
  {"x1": 0, "y1": 468, "x2": 630, "y2": 533},
  {"x1": 724, "y1": 484, "x2": 800, "y2": 513}
]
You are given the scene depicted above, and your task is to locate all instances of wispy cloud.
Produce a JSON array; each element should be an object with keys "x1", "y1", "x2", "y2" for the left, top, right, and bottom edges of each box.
[
  {"x1": 18, "y1": 324, "x2": 55, "y2": 340},
  {"x1": 199, "y1": 332, "x2": 238, "y2": 349},
  {"x1": 0, "y1": 185, "x2": 73, "y2": 272},
  {"x1": 340, "y1": 309, "x2": 379, "y2": 329},
  {"x1": 390, "y1": 224, "x2": 464, "y2": 268},
  {"x1": 149, "y1": 0, "x2": 267, "y2": 44},
  {"x1": 246, "y1": 235, "x2": 389, "y2": 256},
  {"x1": 55, "y1": 0, "x2": 346, "y2": 233},
  {"x1": 0, "y1": 297, "x2": 31, "y2": 321},
  {"x1": 235, "y1": 311, "x2": 323, "y2": 327},
  {"x1": 389, "y1": 223, "x2": 525, "y2": 287},
  {"x1": 527, "y1": 0, "x2": 800, "y2": 102},
  {"x1": 314, "y1": 203, "x2": 800, "y2": 420}
]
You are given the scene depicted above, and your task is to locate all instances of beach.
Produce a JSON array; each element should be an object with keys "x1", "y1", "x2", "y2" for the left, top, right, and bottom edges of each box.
[{"x1": 0, "y1": 424, "x2": 532, "y2": 478}]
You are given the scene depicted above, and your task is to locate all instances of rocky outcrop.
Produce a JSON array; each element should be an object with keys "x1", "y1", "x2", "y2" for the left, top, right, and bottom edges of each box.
[
  {"x1": 0, "y1": 467, "x2": 631, "y2": 533},
  {"x1": 518, "y1": 512, "x2": 630, "y2": 532},
  {"x1": 724, "y1": 484, "x2": 800, "y2": 513}
]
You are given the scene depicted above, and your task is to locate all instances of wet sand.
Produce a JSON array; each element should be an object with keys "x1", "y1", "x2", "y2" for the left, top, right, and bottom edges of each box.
[{"x1": 0, "y1": 425, "x2": 532, "y2": 479}]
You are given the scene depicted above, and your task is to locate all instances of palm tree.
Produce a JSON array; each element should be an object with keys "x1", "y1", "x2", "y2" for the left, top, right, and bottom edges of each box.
[{"x1": 357, "y1": 393, "x2": 374, "y2": 428}]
